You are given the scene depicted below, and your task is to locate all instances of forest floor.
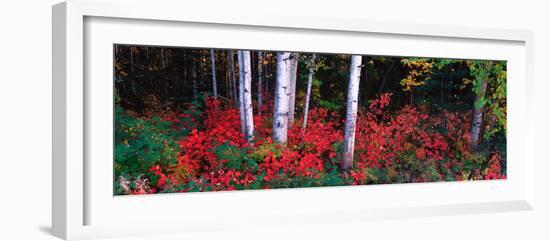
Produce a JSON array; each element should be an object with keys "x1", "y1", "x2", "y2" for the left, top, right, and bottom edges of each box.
[{"x1": 114, "y1": 95, "x2": 505, "y2": 195}]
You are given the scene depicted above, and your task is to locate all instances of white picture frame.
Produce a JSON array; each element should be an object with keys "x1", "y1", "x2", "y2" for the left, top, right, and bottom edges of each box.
[{"x1": 52, "y1": 0, "x2": 535, "y2": 240}]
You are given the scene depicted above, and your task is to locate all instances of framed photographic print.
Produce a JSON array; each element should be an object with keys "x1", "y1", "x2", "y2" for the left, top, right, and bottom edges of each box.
[{"x1": 52, "y1": 0, "x2": 535, "y2": 240}]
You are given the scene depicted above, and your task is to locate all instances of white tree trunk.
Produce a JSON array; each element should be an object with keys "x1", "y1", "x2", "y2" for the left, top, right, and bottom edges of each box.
[
  {"x1": 257, "y1": 51, "x2": 263, "y2": 115},
  {"x1": 238, "y1": 51, "x2": 246, "y2": 136},
  {"x1": 228, "y1": 50, "x2": 238, "y2": 106},
  {"x1": 265, "y1": 62, "x2": 269, "y2": 112},
  {"x1": 210, "y1": 49, "x2": 218, "y2": 98},
  {"x1": 238, "y1": 50, "x2": 255, "y2": 143},
  {"x1": 273, "y1": 52, "x2": 292, "y2": 144},
  {"x1": 342, "y1": 55, "x2": 363, "y2": 171},
  {"x1": 302, "y1": 53, "x2": 316, "y2": 131},
  {"x1": 470, "y1": 78, "x2": 488, "y2": 151},
  {"x1": 243, "y1": 51, "x2": 255, "y2": 143},
  {"x1": 288, "y1": 53, "x2": 299, "y2": 125}
]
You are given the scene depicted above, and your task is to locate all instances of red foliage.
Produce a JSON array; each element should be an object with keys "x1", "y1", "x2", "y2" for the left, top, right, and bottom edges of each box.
[
  {"x1": 137, "y1": 95, "x2": 505, "y2": 194},
  {"x1": 354, "y1": 95, "x2": 448, "y2": 172},
  {"x1": 148, "y1": 165, "x2": 168, "y2": 189},
  {"x1": 484, "y1": 153, "x2": 505, "y2": 180}
]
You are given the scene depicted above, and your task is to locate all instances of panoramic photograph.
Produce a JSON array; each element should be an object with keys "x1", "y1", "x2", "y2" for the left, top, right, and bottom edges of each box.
[{"x1": 113, "y1": 45, "x2": 507, "y2": 195}]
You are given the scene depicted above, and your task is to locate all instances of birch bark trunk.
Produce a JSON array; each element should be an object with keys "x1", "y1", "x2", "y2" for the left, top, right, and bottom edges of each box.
[
  {"x1": 257, "y1": 51, "x2": 263, "y2": 115},
  {"x1": 210, "y1": 49, "x2": 218, "y2": 98},
  {"x1": 342, "y1": 55, "x2": 363, "y2": 171},
  {"x1": 288, "y1": 53, "x2": 299, "y2": 125},
  {"x1": 470, "y1": 78, "x2": 488, "y2": 151},
  {"x1": 191, "y1": 52, "x2": 198, "y2": 100},
  {"x1": 238, "y1": 50, "x2": 255, "y2": 142},
  {"x1": 273, "y1": 52, "x2": 292, "y2": 144},
  {"x1": 302, "y1": 54, "x2": 316, "y2": 131},
  {"x1": 238, "y1": 51, "x2": 246, "y2": 137},
  {"x1": 265, "y1": 57, "x2": 271, "y2": 112}
]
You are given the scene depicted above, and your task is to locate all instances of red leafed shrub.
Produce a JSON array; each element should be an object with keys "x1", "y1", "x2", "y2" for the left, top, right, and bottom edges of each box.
[
  {"x1": 117, "y1": 95, "x2": 506, "y2": 195},
  {"x1": 484, "y1": 153, "x2": 505, "y2": 180},
  {"x1": 355, "y1": 95, "x2": 446, "y2": 169}
]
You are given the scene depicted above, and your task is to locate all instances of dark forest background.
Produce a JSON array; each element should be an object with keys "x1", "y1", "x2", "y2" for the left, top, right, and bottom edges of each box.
[{"x1": 115, "y1": 46, "x2": 480, "y2": 114}]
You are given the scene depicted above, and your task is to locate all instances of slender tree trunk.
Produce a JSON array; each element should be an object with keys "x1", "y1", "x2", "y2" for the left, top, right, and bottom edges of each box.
[
  {"x1": 265, "y1": 57, "x2": 270, "y2": 112},
  {"x1": 470, "y1": 79, "x2": 488, "y2": 151},
  {"x1": 449, "y1": 70, "x2": 454, "y2": 100},
  {"x1": 238, "y1": 50, "x2": 254, "y2": 143},
  {"x1": 257, "y1": 51, "x2": 264, "y2": 115},
  {"x1": 362, "y1": 56, "x2": 369, "y2": 107},
  {"x1": 229, "y1": 50, "x2": 238, "y2": 106},
  {"x1": 243, "y1": 51, "x2": 255, "y2": 143},
  {"x1": 225, "y1": 55, "x2": 231, "y2": 99},
  {"x1": 288, "y1": 53, "x2": 299, "y2": 125},
  {"x1": 130, "y1": 47, "x2": 134, "y2": 72},
  {"x1": 130, "y1": 49, "x2": 137, "y2": 96},
  {"x1": 441, "y1": 67, "x2": 447, "y2": 104},
  {"x1": 302, "y1": 53, "x2": 316, "y2": 132},
  {"x1": 160, "y1": 48, "x2": 166, "y2": 69},
  {"x1": 191, "y1": 52, "x2": 198, "y2": 100},
  {"x1": 199, "y1": 52, "x2": 204, "y2": 89},
  {"x1": 181, "y1": 51, "x2": 189, "y2": 84},
  {"x1": 210, "y1": 49, "x2": 218, "y2": 98},
  {"x1": 160, "y1": 48, "x2": 168, "y2": 110},
  {"x1": 273, "y1": 52, "x2": 292, "y2": 144},
  {"x1": 378, "y1": 58, "x2": 394, "y2": 93},
  {"x1": 238, "y1": 51, "x2": 246, "y2": 136},
  {"x1": 342, "y1": 55, "x2": 363, "y2": 171}
]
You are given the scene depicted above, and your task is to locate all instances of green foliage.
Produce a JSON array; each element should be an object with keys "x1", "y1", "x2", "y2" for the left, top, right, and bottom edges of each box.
[
  {"x1": 214, "y1": 142, "x2": 259, "y2": 172},
  {"x1": 249, "y1": 142, "x2": 283, "y2": 160},
  {"x1": 484, "y1": 62, "x2": 507, "y2": 140},
  {"x1": 366, "y1": 168, "x2": 390, "y2": 184},
  {"x1": 432, "y1": 59, "x2": 456, "y2": 70},
  {"x1": 317, "y1": 99, "x2": 343, "y2": 111},
  {"x1": 413, "y1": 58, "x2": 506, "y2": 142},
  {"x1": 466, "y1": 60, "x2": 507, "y2": 140},
  {"x1": 114, "y1": 105, "x2": 180, "y2": 180},
  {"x1": 460, "y1": 152, "x2": 487, "y2": 180},
  {"x1": 319, "y1": 169, "x2": 345, "y2": 186}
]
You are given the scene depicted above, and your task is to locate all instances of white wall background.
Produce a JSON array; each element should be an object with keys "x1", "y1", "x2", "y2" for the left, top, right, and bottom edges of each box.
[{"x1": 0, "y1": 0, "x2": 548, "y2": 240}]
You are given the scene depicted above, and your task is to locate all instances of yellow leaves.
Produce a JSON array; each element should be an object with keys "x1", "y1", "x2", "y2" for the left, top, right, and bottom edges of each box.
[
  {"x1": 465, "y1": 61, "x2": 472, "y2": 67},
  {"x1": 460, "y1": 78, "x2": 472, "y2": 90},
  {"x1": 400, "y1": 75, "x2": 425, "y2": 91},
  {"x1": 169, "y1": 162, "x2": 191, "y2": 183},
  {"x1": 400, "y1": 58, "x2": 433, "y2": 92},
  {"x1": 497, "y1": 70, "x2": 507, "y2": 81}
]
